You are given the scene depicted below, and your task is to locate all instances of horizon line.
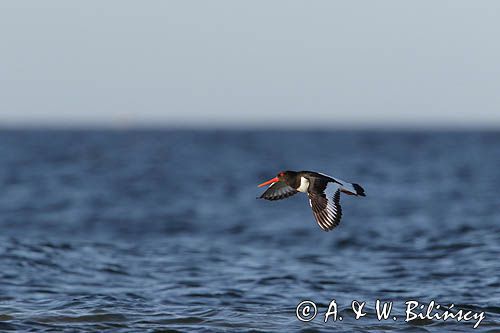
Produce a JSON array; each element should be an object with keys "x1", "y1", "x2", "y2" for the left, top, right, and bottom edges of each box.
[{"x1": 1, "y1": 124, "x2": 499, "y2": 132}]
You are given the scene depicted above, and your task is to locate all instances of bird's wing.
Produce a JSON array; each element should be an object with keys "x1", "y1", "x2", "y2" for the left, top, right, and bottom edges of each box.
[
  {"x1": 259, "y1": 181, "x2": 298, "y2": 201},
  {"x1": 308, "y1": 185, "x2": 342, "y2": 231},
  {"x1": 311, "y1": 171, "x2": 366, "y2": 197}
]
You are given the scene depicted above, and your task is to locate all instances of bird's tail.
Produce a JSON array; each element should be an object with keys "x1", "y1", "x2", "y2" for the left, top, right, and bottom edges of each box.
[{"x1": 340, "y1": 182, "x2": 366, "y2": 197}]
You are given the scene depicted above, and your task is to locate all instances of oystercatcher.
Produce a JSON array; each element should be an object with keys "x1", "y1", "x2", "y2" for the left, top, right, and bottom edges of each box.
[{"x1": 257, "y1": 171, "x2": 365, "y2": 231}]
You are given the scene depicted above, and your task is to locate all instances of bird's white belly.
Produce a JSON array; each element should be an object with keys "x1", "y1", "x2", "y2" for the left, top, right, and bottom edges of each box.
[{"x1": 297, "y1": 176, "x2": 310, "y2": 192}]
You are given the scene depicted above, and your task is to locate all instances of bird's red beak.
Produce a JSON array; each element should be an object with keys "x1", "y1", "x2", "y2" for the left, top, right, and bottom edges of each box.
[{"x1": 258, "y1": 177, "x2": 279, "y2": 187}]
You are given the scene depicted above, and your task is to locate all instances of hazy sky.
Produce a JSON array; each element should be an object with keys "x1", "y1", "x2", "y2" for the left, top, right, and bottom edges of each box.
[{"x1": 1, "y1": 1, "x2": 499, "y2": 128}]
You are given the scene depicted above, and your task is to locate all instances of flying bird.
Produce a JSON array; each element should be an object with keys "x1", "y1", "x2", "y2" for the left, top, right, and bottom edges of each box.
[{"x1": 257, "y1": 170, "x2": 365, "y2": 231}]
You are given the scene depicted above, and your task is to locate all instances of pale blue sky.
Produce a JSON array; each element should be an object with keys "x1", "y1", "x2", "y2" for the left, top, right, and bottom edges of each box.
[{"x1": 1, "y1": 1, "x2": 499, "y2": 128}]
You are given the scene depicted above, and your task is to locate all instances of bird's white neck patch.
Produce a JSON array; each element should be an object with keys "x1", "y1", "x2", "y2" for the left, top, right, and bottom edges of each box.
[{"x1": 297, "y1": 176, "x2": 310, "y2": 193}]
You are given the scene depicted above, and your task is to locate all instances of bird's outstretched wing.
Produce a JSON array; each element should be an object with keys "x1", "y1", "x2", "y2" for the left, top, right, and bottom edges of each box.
[
  {"x1": 259, "y1": 181, "x2": 298, "y2": 201},
  {"x1": 308, "y1": 187, "x2": 342, "y2": 231}
]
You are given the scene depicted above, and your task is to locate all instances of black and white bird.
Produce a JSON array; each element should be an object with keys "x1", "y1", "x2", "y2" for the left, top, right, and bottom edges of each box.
[{"x1": 257, "y1": 170, "x2": 365, "y2": 232}]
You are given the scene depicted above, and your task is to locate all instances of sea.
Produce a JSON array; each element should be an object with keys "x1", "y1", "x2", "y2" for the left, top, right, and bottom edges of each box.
[{"x1": 0, "y1": 129, "x2": 499, "y2": 332}]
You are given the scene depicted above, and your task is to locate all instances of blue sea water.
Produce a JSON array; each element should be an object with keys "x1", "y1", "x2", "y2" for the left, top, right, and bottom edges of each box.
[{"x1": 0, "y1": 129, "x2": 499, "y2": 332}]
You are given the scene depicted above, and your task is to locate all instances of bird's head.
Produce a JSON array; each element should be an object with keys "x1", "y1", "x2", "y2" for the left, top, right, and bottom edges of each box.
[{"x1": 257, "y1": 171, "x2": 295, "y2": 187}]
